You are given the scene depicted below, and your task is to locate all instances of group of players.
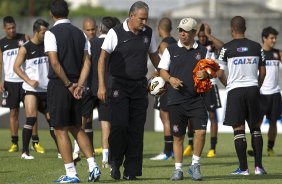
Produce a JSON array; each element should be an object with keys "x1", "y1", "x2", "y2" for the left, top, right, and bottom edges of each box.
[
  {"x1": 0, "y1": 15, "x2": 118, "y2": 164},
  {"x1": 0, "y1": 0, "x2": 281, "y2": 182}
]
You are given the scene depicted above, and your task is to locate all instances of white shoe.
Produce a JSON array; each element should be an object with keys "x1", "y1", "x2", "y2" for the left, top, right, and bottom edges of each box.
[
  {"x1": 57, "y1": 153, "x2": 62, "y2": 159},
  {"x1": 21, "y1": 153, "x2": 34, "y2": 160},
  {"x1": 73, "y1": 152, "x2": 80, "y2": 160},
  {"x1": 150, "y1": 152, "x2": 173, "y2": 160},
  {"x1": 102, "y1": 161, "x2": 110, "y2": 168}
]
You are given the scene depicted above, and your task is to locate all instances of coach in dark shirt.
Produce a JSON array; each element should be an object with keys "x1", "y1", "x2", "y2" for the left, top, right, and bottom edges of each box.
[
  {"x1": 97, "y1": 1, "x2": 160, "y2": 180},
  {"x1": 159, "y1": 17, "x2": 211, "y2": 181},
  {"x1": 44, "y1": 0, "x2": 100, "y2": 183}
]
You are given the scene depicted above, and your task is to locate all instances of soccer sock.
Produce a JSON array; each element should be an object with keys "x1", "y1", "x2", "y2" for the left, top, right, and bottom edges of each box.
[
  {"x1": 84, "y1": 122, "x2": 94, "y2": 149},
  {"x1": 210, "y1": 137, "x2": 217, "y2": 150},
  {"x1": 267, "y1": 140, "x2": 275, "y2": 150},
  {"x1": 73, "y1": 140, "x2": 80, "y2": 153},
  {"x1": 251, "y1": 128, "x2": 263, "y2": 168},
  {"x1": 234, "y1": 130, "x2": 248, "y2": 171},
  {"x1": 188, "y1": 132, "x2": 194, "y2": 146},
  {"x1": 23, "y1": 117, "x2": 37, "y2": 154},
  {"x1": 164, "y1": 135, "x2": 173, "y2": 156},
  {"x1": 64, "y1": 162, "x2": 77, "y2": 177},
  {"x1": 102, "y1": 149, "x2": 109, "y2": 162},
  {"x1": 87, "y1": 157, "x2": 97, "y2": 172},
  {"x1": 191, "y1": 154, "x2": 200, "y2": 165},
  {"x1": 11, "y1": 136, "x2": 18, "y2": 145},
  {"x1": 32, "y1": 135, "x2": 39, "y2": 146},
  {"x1": 175, "y1": 163, "x2": 182, "y2": 170}
]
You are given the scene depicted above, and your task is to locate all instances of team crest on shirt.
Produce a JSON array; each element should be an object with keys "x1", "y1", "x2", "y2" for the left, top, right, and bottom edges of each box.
[
  {"x1": 195, "y1": 52, "x2": 201, "y2": 60},
  {"x1": 18, "y1": 40, "x2": 24, "y2": 46},
  {"x1": 173, "y1": 125, "x2": 179, "y2": 133},
  {"x1": 143, "y1": 36, "x2": 148, "y2": 44},
  {"x1": 273, "y1": 52, "x2": 279, "y2": 59},
  {"x1": 113, "y1": 90, "x2": 119, "y2": 98},
  {"x1": 206, "y1": 45, "x2": 212, "y2": 51}
]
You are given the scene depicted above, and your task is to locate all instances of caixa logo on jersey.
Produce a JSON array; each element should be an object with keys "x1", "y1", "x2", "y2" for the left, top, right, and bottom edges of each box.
[
  {"x1": 33, "y1": 57, "x2": 48, "y2": 65},
  {"x1": 233, "y1": 57, "x2": 258, "y2": 65}
]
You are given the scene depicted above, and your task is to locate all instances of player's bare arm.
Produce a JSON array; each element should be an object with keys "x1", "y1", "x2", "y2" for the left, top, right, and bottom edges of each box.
[
  {"x1": 217, "y1": 69, "x2": 227, "y2": 87},
  {"x1": 149, "y1": 51, "x2": 160, "y2": 69},
  {"x1": 203, "y1": 23, "x2": 224, "y2": 50},
  {"x1": 97, "y1": 50, "x2": 109, "y2": 102},
  {"x1": 258, "y1": 65, "x2": 266, "y2": 88},
  {"x1": 160, "y1": 68, "x2": 183, "y2": 90}
]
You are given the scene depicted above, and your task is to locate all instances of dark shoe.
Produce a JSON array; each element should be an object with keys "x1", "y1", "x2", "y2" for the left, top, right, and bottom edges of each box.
[
  {"x1": 247, "y1": 149, "x2": 254, "y2": 156},
  {"x1": 123, "y1": 175, "x2": 138, "y2": 180},
  {"x1": 110, "y1": 165, "x2": 120, "y2": 180}
]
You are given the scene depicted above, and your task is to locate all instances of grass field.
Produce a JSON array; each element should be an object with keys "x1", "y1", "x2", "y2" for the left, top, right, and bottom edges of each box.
[{"x1": 0, "y1": 129, "x2": 282, "y2": 184}]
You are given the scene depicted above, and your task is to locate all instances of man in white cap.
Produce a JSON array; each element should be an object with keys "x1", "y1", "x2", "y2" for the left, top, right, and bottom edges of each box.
[{"x1": 158, "y1": 17, "x2": 212, "y2": 181}]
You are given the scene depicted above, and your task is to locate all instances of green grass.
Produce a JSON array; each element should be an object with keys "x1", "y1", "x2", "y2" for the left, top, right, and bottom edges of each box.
[{"x1": 0, "y1": 129, "x2": 282, "y2": 183}]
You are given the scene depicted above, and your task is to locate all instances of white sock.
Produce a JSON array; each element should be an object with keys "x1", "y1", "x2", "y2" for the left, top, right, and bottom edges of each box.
[
  {"x1": 87, "y1": 157, "x2": 97, "y2": 172},
  {"x1": 73, "y1": 140, "x2": 80, "y2": 153},
  {"x1": 175, "y1": 163, "x2": 182, "y2": 170},
  {"x1": 192, "y1": 154, "x2": 200, "y2": 165},
  {"x1": 102, "y1": 149, "x2": 109, "y2": 162},
  {"x1": 64, "y1": 162, "x2": 77, "y2": 177}
]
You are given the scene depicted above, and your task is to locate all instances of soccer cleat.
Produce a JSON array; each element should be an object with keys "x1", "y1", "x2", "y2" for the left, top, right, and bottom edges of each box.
[
  {"x1": 207, "y1": 149, "x2": 216, "y2": 158},
  {"x1": 53, "y1": 175, "x2": 80, "y2": 183},
  {"x1": 150, "y1": 152, "x2": 173, "y2": 160},
  {"x1": 21, "y1": 153, "x2": 34, "y2": 160},
  {"x1": 170, "y1": 169, "x2": 183, "y2": 181},
  {"x1": 32, "y1": 143, "x2": 45, "y2": 154},
  {"x1": 88, "y1": 166, "x2": 101, "y2": 182},
  {"x1": 247, "y1": 149, "x2": 254, "y2": 156},
  {"x1": 183, "y1": 145, "x2": 193, "y2": 156},
  {"x1": 94, "y1": 147, "x2": 102, "y2": 155},
  {"x1": 230, "y1": 168, "x2": 250, "y2": 175},
  {"x1": 8, "y1": 143, "x2": 19, "y2": 152},
  {"x1": 57, "y1": 153, "x2": 62, "y2": 159},
  {"x1": 110, "y1": 165, "x2": 121, "y2": 180},
  {"x1": 267, "y1": 148, "x2": 275, "y2": 157},
  {"x1": 188, "y1": 163, "x2": 202, "y2": 180},
  {"x1": 255, "y1": 167, "x2": 267, "y2": 175},
  {"x1": 102, "y1": 161, "x2": 109, "y2": 168}
]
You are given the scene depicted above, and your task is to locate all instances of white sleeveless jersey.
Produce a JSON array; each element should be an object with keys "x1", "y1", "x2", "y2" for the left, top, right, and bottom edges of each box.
[
  {"x1": 22, "y1": 41, "x2": 49, "y2": 92},
  {"x1": 0, "y1": 33, "x2": 26, "y2": 82},
  {"x1": 260, "y1": 48, "x2": 280, "y2": 95}
]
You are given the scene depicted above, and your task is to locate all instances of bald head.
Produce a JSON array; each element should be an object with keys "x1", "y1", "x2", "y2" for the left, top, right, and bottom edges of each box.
[
  {"x1": 158, "y1": 17, "x2": 172, "y2": 33},
  {"x1": 231, "y1": 16, "x2": 246, "y2": 34},
  {"x1": 83, "y1": 18, "x2": 97, "y2": 39}
]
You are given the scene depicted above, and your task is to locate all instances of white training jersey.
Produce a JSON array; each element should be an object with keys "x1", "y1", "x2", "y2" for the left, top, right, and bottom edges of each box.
[
  {"x1": 0, "y1": 33, "x2": 26, "y2": 82},
  {"x1": 217, "y1": 38, "x2": 265, "y2": 92},
  {"x1": 22, "y1": 41, "x2": 49, "y2": 92},
  {"x1": 260, "y1": 48, "x2": 281, "y2": 94}
]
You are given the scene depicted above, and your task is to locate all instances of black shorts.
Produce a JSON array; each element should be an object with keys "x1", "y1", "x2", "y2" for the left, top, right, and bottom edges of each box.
[
  {"x1": 153, "y1": 92, "x2": 168, "y2": 112},
  {"x1": 2, "y1": 81, "x2": 23, "y2": 109},
  {"x1": 203, "y1": 84, "x2": 221, "y2": 112},
  {"x1": 224, "y1": 86, "x2": 260, "y2": 128},
  {"x1": 23, "y1": 90, "x2": 48, "y2": 114},
  {"x1": 168, "y1": 97, "x2": 208, "y2": 137},
  {"x1": 259, "y1": 92, "x2": 281, "y2": 122},
  {"x1": 47, "y1": 79, "x2": 82, "y2": 128},
  {"x1": 81, "y1": 92, "x2": 110, "y2": 122}
]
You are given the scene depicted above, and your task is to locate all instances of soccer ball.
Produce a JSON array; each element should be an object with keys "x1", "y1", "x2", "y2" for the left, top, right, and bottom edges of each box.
[{"x1": 148, "y1": 76, "x2": 166, "y2": 96}]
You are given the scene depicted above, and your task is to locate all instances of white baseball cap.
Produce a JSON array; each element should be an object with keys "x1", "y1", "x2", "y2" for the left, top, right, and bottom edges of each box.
[{"x1": 177, "y1": 18, "x2": 197, "y2": 32}]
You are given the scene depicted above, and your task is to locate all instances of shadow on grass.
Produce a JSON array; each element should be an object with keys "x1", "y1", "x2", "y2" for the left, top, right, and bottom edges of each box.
[{"x1": 204, "y1": 173, "x2": 282, "y2": 181}]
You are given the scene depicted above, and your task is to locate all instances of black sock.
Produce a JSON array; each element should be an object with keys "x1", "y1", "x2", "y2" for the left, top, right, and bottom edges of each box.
[
  {"x1": 164, "y1": 136, "x2": 173, "y2": 156},
  {"x1": 251, "y1": 129, "x2": 263, "y2": 168},
  {"x1": 188, "y1": 132, "x2": 194, "y2": 146},
  {"x1": 210, "y1": 137, "x2": 217, "y2": 150},
  {"x1": 22, "y1": 126, "x2": 33, "y2": 154},
  {"x1": 11, "y1": 136, "x2": 18, "y2": 145},
  {"x1": 234, "y1": 130, "x2": 248, "y2": 171},
  {"x1": 267, "y1": 140, "x2": 274, "y2": 150},
  {"x1": 32, "y1": 135, "x2": 39, "y2": 146},
  {"x1": 84, "y1": 122, "x2": 93, "y2": 149}
]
